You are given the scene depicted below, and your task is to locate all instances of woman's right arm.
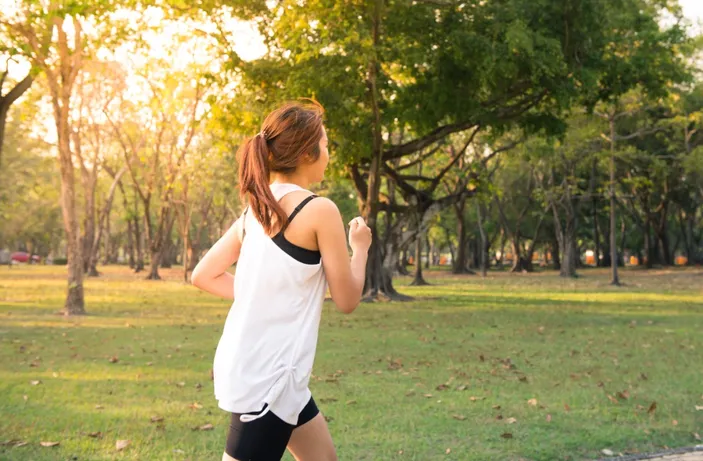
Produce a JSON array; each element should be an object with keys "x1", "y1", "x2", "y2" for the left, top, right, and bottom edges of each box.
[
  {"x1": 191, "y1": 216, "x2": 244, "y2": 300},
  {"x1": 314, "y1": 198, "x2": 372, "y2": 314}
]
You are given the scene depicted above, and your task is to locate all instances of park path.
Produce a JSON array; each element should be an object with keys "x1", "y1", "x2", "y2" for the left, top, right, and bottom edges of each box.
[{"x1": 598, "y1": 447, "x2": 703, "y2": 461}]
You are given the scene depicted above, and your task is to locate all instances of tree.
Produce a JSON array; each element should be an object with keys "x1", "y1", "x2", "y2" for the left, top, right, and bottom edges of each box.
[
  {"x1": 1, "y1": 1, "x2": 138, "y2": 313},
  {"x1": 217, "y1": 0, "x2": 679, "y2": 299}
]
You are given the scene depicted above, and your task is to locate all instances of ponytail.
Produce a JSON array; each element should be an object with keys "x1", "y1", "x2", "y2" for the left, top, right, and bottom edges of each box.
[{"x1": 237, "y1": 133, "x2": 288, "y2": 235}]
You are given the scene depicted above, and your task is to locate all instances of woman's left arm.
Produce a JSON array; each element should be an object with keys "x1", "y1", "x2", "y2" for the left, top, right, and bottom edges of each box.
[{"x1": 191, "y1": 216, "x2": 244, "y2": 300}]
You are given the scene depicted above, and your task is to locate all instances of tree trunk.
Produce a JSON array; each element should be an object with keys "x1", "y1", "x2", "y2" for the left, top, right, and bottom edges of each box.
[
  {"x1": 411, "y1": 233, "x2": 429, "y2": 286},
  {"x1": 609, "y1": 119, "x2": 620, "y2": 285},
  {"x1": 476, "y1": 202, "x2": 488, "y2": 277},
  {"x1": 425, "y1": 236, "x2": 431, "y2": 270},
  {"x1": 57, "y1": 102, "x2": 85, "y2": 314},
  {"x1": 0, "y1": 74, "x2": 33, "y2": 172},
  {"x1": 452, "y1": 202, "x2": 470, "y2": 274},
  {"x1": 358, "y1": 0, "x2": 404, "y2": 300},
  {"x1": 134, "y1": 213, "x2": 144, "y2": 272},
  {"x1": 593, "y1": 197, "x2": 601, "y2": 267},
  {"x1": 551, "y1": 234, "x2": 561, "y2": 270}
]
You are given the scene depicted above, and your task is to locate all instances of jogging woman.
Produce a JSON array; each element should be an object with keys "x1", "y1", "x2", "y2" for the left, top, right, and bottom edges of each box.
[{"x1": 191, "y1": 101, "x2": 371, "y2": 461}]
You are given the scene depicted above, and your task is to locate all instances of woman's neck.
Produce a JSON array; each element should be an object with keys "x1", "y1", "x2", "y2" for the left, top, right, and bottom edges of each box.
[{"x1": 271, "y1": 172, "x2": 310, "y2": 190}]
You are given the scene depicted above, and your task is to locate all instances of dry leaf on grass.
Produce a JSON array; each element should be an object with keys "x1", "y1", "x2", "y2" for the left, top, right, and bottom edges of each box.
[
  {"x1": 40, "y1": 441, "x2": 59, "y2": 447},
  {"x1": 86, "y1": 432, "x2": 102, "y2": 438},
  {"x1": 346, "y1": 400, "x2": 356, "y2": 405},
  {"x1": 150, "y1": 416, "x2": 164, "y2": 423},
  {"x1": 197, "y1": 423, "x2": 213, "y2": 431},
  {"x1": 601, "y1": 449, "x2": 614, "y2": 456},
  {"x1": 506, "y1": 417, "x2": 517, "y2": 424},
  {"x1": 695, "y1": 405, "x2": 703, "y2": 411},
  {"x1": 452, "y1": 414, "x2": 466, "y2": 421},
  {"x1": 189, "y1": 402, "x2": 203, "y2": 410},
  {"x1": 29, "y1": 380, "x2": 41, "y2": 386},
  {"x1": 445, "y1": 448, "x2": 451, "y2": 454},
  {"x1": 500, "y1": 432, "x2": 513, "y2": 439},
  {"x1": 95, "y1": 405, "x2": 104, "y2": 410},
  {"x1": 116, "y1": 440, "x2": 130, "y2": 451},
  {"x1": 648, "y1": 402, "x2": 657, "y2": 414},
  {"x1": 108, "y1": 356, "x2": 119, "y2": 363},
  {"x1": 470, "y1": 396, "x2": 485, "y2": 402},
  {"x1": 546, "y1": 414, "x2": 552, "y2": 422},
  {"x1": 527, "y1": 398, "x2": 538, "y2": 406},
  {"x1": 607, "y1": 394, "x2": 619, "y2": 404}
]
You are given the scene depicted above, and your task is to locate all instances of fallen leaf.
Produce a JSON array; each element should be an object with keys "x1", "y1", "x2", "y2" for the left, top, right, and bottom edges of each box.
[
  {"x1": 324, "y1": 415, "x2": 333, "y2": 422},
  {"x1": 564, "y1": 404, "x2": 571, "y2": 412},
  {"x1": 436, "y1": 384, "x2": 449, "y2": 391},
  {"x1": 116, "y1": 440, "x2": 130, "y2": 451},
  {"x1": 506, "y1": 417, "x2": 517, "y2": 424},
  {"x1": 672, "y1": 420, "x2": 678, "y2": 426},
  {"x1": 146, "y1": 362, "x2": 153, "y2": 366},
  {"x1": 189, "y1": 402, "x2": 203, "y2": 410},
  {"x1": 423, "y1": 393, "x2": 433, "y2": 398},
  {"x1": 30, "y1": 380, "x2": 41, "y2": 386},
  {"x1": 519, "y1": 376, "x2": 528, "y2": 383},
  {"x1": 405, "y1": 391, "x2": 415, "y2": 397},
  {"x1": 452, "y1": 414, "x2": 466, "y2": 421},
  {"x1": 86, "y1": 432, "x2": 102, "y2": 438},
  {"x1": 607, "y1": 394, "x2": 619, "y2": 404},
  {"x1": 695, "y1": 405, "x2": 703, "y2": 411},
  {"x1": 648, "y1": 402, "x2": 657, "y2": 414},
  {"x1": 176, "y1": 382, "x2": 185, "y2": 388},
  {"x1": 546, "y1": 414, "x2": 552, "y2": 422},
  {"x1": 527, "y1": 398, "x2": 538, "y2": 406},
  {"x1": 455, "y1": 385, "x2": 467, "y2": 391},
  {"x1": 617, "y1": 390, "x2": 630, "y2": 400},
  {"x1": 470, "y1": 396, "x2": 485, "y2": 402},
  {"x1": 479, "y1": 354, "x2": 485, "y2": 362},
  {"x1": 23, "y1": 395, "x2": 28, "y2": 402},
  {"x1": 496, "y1": 414, "x2": 503, "y2": 420},
  {"x1": 319, "y1": 398, "x2": 337, "y2": 403},
  {"x1": 346, "y1": 400, "x2": 357, "y2": 405},
  {"x1": 198, "y1": 423, "x2": 213, "y2": 431},
  {"x1": 601, "y1": 449, "x2": 614, "y2": 456},
  {"x1": 640, "y1": 372, "x2": 648, "y2": 380},
  {"x1": 500, "y1": 432, "x2": 513, "y2": 439},
  {"x1": 445, "y1": 448, "x2": 451, "y2": 454},
  {"x1": 194, "y1": 383, "x2": 202, "y2": 390},
  {"x1": 40, "y1": 441, "x2": 59, "y2": 447},
  {"x1": 109, "y1": 356, "x2": 119, "y2": 364},
  {"x1": 95, "y1": 405, "x2": 104, "y2": 410},
  {"x1": 15, "y1": 441, "x2": 29, "y2": 447},
  {"x1": 150, "y1": 416, "x2": 164, "y2": 423},
  {"x1": 693, "y1": 432, "x2": 701, "y2": 441},
  {"x1": 173, "y1": 449, "x2": 185, "y2": 454},
  {"x1": 492, "y1": 405, "x2": 501, "y2": 410}
]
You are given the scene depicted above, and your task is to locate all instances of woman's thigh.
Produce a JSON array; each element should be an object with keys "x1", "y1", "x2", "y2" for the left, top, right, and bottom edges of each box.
[{"x1": 286, "y1": 412, "x2": 337, "y2": 461}]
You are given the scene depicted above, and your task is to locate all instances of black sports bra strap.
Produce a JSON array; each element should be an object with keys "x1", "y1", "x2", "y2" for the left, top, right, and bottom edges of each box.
[{"x1": 283, "y1": 195, "x2": 318, "y2": 229}]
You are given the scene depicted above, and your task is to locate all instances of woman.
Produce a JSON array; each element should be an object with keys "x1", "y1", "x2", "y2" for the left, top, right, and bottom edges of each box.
[{"x1": 191, "y1": 101, "x2": 371, "y2": 461}]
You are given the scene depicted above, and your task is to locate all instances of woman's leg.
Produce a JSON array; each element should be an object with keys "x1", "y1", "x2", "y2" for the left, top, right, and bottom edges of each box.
[
  {"x1": 286, "y1": 412, "x2": 337, "y2": 461},
  {"x1": 221, "y1": 451, "x2": 239, "y2": 461}
]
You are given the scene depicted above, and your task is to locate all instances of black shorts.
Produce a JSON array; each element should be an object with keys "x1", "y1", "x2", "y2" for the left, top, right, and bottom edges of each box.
[{"x1": 225, "y1": 396, "x2": 319, "y2": 460}]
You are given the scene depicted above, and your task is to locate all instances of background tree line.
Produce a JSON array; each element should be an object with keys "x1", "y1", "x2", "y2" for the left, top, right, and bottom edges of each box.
[{"x1": 0, "y1": 0, "x2": 700, "y2": 314}]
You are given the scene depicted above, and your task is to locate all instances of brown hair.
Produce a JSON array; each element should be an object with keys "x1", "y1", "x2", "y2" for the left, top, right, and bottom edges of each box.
[{"x1": 237, "y1": 100, "x2": 325, "y2": 234}]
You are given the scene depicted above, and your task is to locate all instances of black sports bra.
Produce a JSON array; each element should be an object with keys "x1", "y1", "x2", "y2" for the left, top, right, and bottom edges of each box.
[{"x1": 244, "y1": 195, "x2": 321, "y2": 265}]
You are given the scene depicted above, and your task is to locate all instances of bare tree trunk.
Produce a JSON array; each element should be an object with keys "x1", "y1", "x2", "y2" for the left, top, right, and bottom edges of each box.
[
  {"x1": 476, "y1": 201, "x2": 488, "y2": 277},
  {"x1": 411, "y1": 233, "x2": 429, "y2": 286},
  {"x1": 609, "y1": 119, "x2": 620, "y2": 285},
  {"x1": 0, "y1": 74, "x2": 33, "y2": 172},
  {"x1": 452, "y1": 201, "x2": 470, "y2": 274}
]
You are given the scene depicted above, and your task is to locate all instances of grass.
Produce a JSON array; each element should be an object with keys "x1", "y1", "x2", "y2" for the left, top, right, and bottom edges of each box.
[{"x1": 0, "y1": 265, "x2": 702, "y2": 461}]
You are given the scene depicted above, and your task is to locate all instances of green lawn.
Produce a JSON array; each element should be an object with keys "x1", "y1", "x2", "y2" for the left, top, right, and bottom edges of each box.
[{"x1": 1, "y1": 265, "x2": 702, "y2": 461}]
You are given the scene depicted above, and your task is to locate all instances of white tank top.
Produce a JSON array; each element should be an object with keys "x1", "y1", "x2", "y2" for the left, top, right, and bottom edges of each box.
[{"x1": 212, "y1": 183, "x2": 328, "y2": 425}]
